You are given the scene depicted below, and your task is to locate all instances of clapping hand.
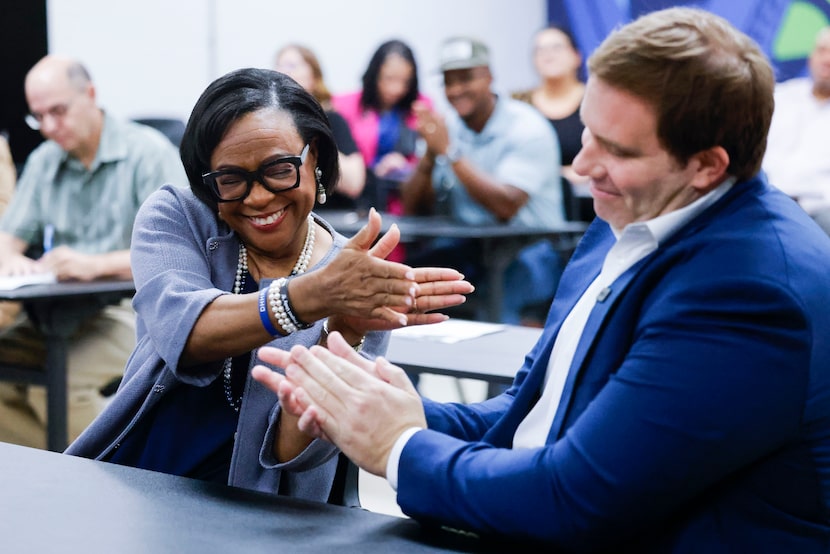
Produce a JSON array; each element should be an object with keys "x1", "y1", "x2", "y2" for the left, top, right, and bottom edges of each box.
[{"x1": 252, "y1": 330, "x2": 426, "y2": 476}]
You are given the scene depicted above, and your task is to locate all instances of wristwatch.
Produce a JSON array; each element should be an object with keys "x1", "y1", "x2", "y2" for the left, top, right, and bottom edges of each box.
[{"x1": 435, "y1": 143, "x2": 462, "y2": 165}]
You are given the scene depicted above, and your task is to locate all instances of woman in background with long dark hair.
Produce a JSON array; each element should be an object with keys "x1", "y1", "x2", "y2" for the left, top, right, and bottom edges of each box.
[{"x1": 333, "y1": 40, "x2": 432, "y2": 233}]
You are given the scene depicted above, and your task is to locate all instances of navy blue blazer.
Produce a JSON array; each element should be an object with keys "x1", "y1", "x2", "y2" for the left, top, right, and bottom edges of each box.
[{"x1": 397, "y1": 175, "x2": 830, "y2": 552}]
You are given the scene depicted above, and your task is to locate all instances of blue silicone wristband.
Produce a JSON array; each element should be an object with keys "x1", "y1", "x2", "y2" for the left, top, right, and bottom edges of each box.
[{"x1": 258, "y1": 286, "x2": 283, "y2": 337}]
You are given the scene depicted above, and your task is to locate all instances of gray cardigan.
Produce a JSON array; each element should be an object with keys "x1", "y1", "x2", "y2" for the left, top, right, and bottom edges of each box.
[{"x1": 66, "y1": 184, "x2": 389, "y2": 501}]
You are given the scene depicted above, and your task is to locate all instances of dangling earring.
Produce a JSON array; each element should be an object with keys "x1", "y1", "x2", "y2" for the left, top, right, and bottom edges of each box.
[{"x1": 315, "y1": 167, "x2": 327, "y2": 204}]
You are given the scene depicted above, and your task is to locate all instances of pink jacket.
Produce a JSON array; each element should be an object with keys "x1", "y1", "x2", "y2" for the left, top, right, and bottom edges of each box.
[{"x1": 331, "y1": 91, "x2": 433, "y2": 167}]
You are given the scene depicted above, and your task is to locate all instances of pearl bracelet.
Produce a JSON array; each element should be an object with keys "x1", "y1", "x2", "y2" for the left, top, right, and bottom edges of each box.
[{"x1": 268, "y1": 278, "x2": 297, "y2": 334}]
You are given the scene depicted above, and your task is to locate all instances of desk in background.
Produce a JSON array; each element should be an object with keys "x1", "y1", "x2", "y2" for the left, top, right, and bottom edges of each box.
[
  {"x1": 0, "y1": 442, "x2": 492, "y2": 553},
  {"x1": 387, "y1": 320, "x2": 541, "y2": 387},
  {"x1": 323, "y1": 211, "x2": 587, "y2": 322},
  {"x1": 0, "y1": 279, "x2": 135, "y2": 451}
]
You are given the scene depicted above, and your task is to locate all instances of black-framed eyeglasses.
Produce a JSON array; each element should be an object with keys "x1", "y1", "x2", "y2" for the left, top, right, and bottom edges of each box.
[{"x1": 202, "y1": 144, "x2": 310, "y2": 202}]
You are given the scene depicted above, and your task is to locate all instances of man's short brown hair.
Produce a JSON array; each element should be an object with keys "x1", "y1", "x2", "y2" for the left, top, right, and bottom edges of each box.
[{"x1": 588, "y1": 7, "x2": 774, "y2": 180}]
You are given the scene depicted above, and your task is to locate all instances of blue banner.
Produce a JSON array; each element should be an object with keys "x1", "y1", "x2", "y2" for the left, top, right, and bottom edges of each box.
[{"x1": 547, "y1": 0, "x2": 830, "y2": 82}]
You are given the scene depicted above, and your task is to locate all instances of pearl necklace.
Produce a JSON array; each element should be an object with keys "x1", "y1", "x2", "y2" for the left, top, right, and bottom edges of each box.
[{"x1": 222, "y1": 215, "x2": 316, "y2": 411}]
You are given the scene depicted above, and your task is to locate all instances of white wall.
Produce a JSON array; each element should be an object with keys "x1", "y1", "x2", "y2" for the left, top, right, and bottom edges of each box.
[{"x1": 47, "y1": 0, "x2": 547, "y2": 122}]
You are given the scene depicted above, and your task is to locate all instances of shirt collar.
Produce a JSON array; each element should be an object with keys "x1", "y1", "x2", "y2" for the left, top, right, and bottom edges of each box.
[
  {"x1": 94, "y1": 112, "x2": 128, "y2": 165},
  {"x1": 612, "y1": 177, "x2": 735, "y2": 245}
]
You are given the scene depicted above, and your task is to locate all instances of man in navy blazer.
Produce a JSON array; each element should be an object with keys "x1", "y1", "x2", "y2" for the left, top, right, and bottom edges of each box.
[{"x1": 253, "y1": 7, "x2": 830, "y2": 551}]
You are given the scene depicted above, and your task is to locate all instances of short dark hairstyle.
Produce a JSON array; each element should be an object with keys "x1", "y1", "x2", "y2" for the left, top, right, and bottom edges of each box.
[
  {"x1": 588, "y1": 7, "x2": 774, "y2": 180},
  {"x1": 359, "y1": 39, "x2": 420, "y2": 113},
  {"x1": 180, "y1": 67, "x2": 339, "y2": 210}
]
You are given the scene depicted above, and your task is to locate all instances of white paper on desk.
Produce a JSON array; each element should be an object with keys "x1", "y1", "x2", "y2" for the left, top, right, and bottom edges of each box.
[
  {"x1": 392, "y1": 319, "x2": 505, "y2": 344},
  {"x1": 0, "y1": 272, "x2": 57, "y2": 291}
]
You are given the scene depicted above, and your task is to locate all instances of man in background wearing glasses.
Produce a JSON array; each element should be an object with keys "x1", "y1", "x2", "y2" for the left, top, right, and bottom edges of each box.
[{"x1": 0, "y1": 55, "x2": 186, "y2": 447}]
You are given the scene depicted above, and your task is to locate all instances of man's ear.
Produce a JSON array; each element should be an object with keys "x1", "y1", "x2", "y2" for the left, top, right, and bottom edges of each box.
[
  {"x1": 85, "y1": 82, "x2": 96, "y2": 102},
  {"x1": 690, "y1": 146, "x2": 729, "y2": 193}
]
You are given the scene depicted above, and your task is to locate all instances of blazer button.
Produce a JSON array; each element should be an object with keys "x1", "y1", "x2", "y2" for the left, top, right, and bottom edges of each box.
[{"x1": 208, "y1": 242, "x2": 218, "y2": 251}]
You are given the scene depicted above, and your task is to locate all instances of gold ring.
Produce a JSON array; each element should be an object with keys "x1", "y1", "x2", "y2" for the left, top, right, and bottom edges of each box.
[{"x1": 412, "y1": 297, "x2": 419, "y2": 313}]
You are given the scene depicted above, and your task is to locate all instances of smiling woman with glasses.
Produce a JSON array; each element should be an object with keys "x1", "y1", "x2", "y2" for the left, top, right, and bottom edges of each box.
[{"x1": 66, "y1": 67, "x2": 473, "y2": 504}]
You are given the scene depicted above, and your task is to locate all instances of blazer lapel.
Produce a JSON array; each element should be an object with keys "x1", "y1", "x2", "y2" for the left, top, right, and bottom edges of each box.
[
  {"x1": 483, "y1": 221, "x2": 615, "y2": 446},
  {"x1": 546, "y1": 257, "x2": 650, "y2": 442}
]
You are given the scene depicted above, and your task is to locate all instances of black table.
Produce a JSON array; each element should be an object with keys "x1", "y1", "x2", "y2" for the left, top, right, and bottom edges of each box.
[
  {"x1": 0, "y1": 279, "x2": 135, "y2": 451},
  {"x1": 0, "y1": 442, "x2": 492, "y2": 553},
  {"x1": 387, "y1": 321, "x2": 542, "y2": 386},
  {"x1": 322, "y1": 211, "x2": 587, "y2": 322}
]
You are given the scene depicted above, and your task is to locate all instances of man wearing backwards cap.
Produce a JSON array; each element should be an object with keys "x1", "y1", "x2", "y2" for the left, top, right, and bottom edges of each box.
[{"x1": 401, "y1": 36, "x2": 564, "y2": 324}]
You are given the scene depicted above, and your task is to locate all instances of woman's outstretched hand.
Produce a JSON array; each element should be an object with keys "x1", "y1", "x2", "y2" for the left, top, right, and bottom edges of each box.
[
  {"x1": 289, "y1": 208, "x2": 474, "y2": 336},
  {"x1": 334, "y1": 210, "x2": 474, "y2": 336}
]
